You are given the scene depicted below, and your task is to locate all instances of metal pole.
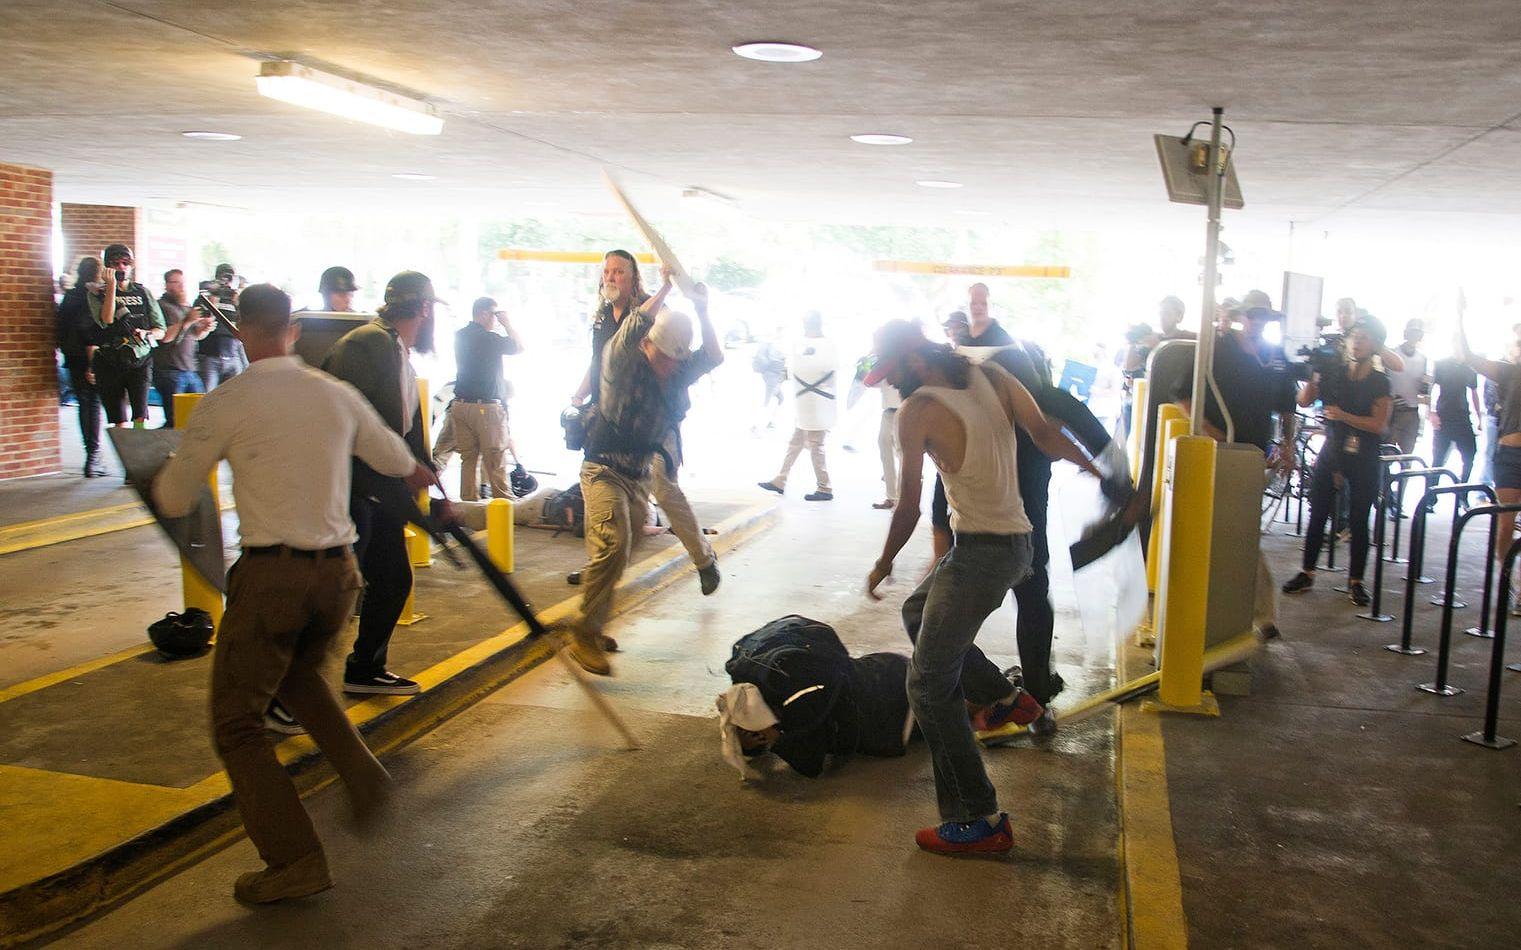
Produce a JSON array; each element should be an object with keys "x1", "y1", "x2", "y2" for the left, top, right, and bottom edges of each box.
[
  {"x1": 1359, "y1": 465, "x2": 1393, "y2": 622},
  {"x1": 1468, "y1": 515, "x2": 1499, "y2": 639},
  {"x1": 1190, "y1": 107, "x2": 1225, "y2": 439},
  {"x1": 1461, "y1": 535, "x2": 1521, "y2": 750},
  {"x1": 1430, "y1": 498, "x2": 1472, "y2": 609},
  {"x1": 1389, "y1": 502, "x2": 1428, "y2": 656},
  {"x1": 1419, "y1": 487, "x2": 1498, "y2": 695},
  {"x1": 1388, "y1": 477, "x2": 1409, "y2": 563}
]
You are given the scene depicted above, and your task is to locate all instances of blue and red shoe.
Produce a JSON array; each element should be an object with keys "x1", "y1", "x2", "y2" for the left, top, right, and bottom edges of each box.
[
  {"x1": 915, "y1": 813, "x2": 1014, "y2": 855},
  {"x1": 971, "y1": 689, "x2": 1045, "y2": 732}
]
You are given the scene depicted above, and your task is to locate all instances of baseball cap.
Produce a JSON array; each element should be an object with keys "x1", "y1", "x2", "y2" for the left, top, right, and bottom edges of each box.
[
  {"x1": 943, "y1": 310, "x2": 970, "y2": 328},
  {"x1": 1237, "y1": 289, "x2": 1282, "y2": 321},
  {"x1": 101, "y1": 243, "x2": 133, "y2": 264},
  {"x1": 863, "y1": 320, "x2": 933, "y2": 386},
  {"x1": 382, "y1": 270, "x2": 443, "y2": 308},
  {"x1": 647, "y1": 309, "x2": 693, "y2": 359},
  {"x1": 214, "y1": 262, "x2": 235, "y2": 279},
  {"x1": 318, "y1": 265, "x2": 358, "y2": 294}
]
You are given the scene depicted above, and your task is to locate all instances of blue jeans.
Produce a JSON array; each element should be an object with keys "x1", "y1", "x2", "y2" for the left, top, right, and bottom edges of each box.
[
  {"x1": 153, "y1": 368, "x2": 203, "y2": 428},
  {"x1": 902, "y1": 532, "x2": 1033, "y2": 822}
]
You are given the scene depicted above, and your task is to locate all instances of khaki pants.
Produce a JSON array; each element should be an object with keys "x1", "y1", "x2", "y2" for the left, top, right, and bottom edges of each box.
[
  {"x1": 774, "y1": 428, "x2": 831, "y2": 492},
  {"x1": 574, "y1": 461, "x2": 651, "y2": 636},
  {"x1": 878, "y1": 409, "x2": 900, "y2": 501},
  {"x1": 211, "y1": 550, "x2": 389, "y2": 868},
  {"x1": 651, "y1": 438, "x2": 713, "y2": 570},
  {"x1": 450, "y1": 400, "x2": 509, "y2": 501}
]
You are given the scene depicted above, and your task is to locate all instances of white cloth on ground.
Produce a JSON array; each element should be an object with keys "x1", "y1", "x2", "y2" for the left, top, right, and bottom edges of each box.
[{"x1": 716, "y1": 683, "x2": 780, "y2": 781}]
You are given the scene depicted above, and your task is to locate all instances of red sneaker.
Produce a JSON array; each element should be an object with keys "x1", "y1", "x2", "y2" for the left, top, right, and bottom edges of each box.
[
  {"x1": 915, "y1": 813, "x2": 1014, "y2": 855},
  {"x1": 971, "y1": 689, "x2": 1045, "y2": 731}
]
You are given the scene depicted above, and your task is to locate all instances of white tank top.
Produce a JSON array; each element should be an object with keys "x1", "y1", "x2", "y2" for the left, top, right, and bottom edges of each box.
[{"x1": 918, "y1": 365, "x2": 1032, "y2": 536}]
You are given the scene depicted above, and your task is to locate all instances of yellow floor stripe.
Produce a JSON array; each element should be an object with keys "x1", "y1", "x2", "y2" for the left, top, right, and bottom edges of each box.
[
  {"x1": 0, "y1": 643, "x2": 155, "y2": 705},
  {"x1": 0, "y1": 498, "x2": 235, "y2": 557},
  {"x1": 1117, "y1": 633, "x2": 1190, "y2": 949}
]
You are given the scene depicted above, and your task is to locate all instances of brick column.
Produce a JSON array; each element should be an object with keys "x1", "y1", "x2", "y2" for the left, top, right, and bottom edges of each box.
[
  {"x1": 0, "y1": 164, "x2": 60, "y2": 479},
  {"x1": 60, "y1": 202, "x2": 140, "y2": 267}
]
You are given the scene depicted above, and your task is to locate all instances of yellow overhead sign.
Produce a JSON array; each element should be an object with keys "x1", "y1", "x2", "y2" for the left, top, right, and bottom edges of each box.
[
  {"x1": 496, "y1": 249, "x2": 657, "y2": 264},
  {"x1": 873, "y1": 260, "x2": 1071, "y2": 278}
]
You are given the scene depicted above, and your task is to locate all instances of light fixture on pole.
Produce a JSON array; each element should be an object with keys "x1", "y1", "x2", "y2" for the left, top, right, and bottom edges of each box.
[{"x1": 256, "y1": 61, "x2": 443, "y2": 135}]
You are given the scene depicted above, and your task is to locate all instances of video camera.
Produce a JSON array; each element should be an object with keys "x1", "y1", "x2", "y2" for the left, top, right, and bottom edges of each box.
[{"x1": 1294, "y1": 336, "x2": 1343, "y2": 381}]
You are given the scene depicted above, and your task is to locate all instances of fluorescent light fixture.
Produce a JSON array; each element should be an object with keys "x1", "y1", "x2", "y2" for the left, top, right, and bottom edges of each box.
[
  {"x1": 850, "y1": 133, "x2": 912, "y2": 146},
  {"x1": 916, "y1": 179, "x2": 964, "y2": 189},
  {"x1": 732, "y1": 42, "x2": 822, "y2": 63},
  {"x1": 392, "y1": 173, "x2": 437, "y2": 181},
  {"x1": 181, "y1": 130, "x2": 241, "y2": 141},
  {"x1": 256, "y1": 61, "x2": 443, "y2": 135}
]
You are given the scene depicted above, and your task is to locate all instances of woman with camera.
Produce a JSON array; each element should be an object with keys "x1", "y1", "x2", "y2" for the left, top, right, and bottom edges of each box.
[{"x1": 1282, "y1": 316, "x2": 1393, "y2": 606}]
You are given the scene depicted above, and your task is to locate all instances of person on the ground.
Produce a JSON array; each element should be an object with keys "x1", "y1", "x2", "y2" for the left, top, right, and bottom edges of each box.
[
  {"x1": 570, "y1": 251, "x2": 716, "y2": 592},
  {"x1": 318, "y1": 266, "x2": 359, "y2": 312},
  {"x1": 558, "y1": 277, "x2": 715, "y2": 676},
  {"x1": 1385, "y1": 319, "x2": 1429, "y2": 455},
  {"x1": 322, "y1": 271, "x2": 446, "y2": 697},
  {"x1": 1456, "y1": 297, "x2": 1521, "y2": 604},
  {"x1": 759, "y1": 311, "x2": 837, "y2": 501},
  {"x1": 56, "y1": 256, "x2": 104, "y2": 475},
  {"x1": 862, "y1": 320, "x2": 1101, "y2": 856},
  {"x1": 153, "y1": 284, "x2": 433, "y2": 905},
  {"x1": 1159, "y1": 295, "x2": 1196, "y2": 340},
  {"x1": 89, "y1": 243, "x2": 165, "y2": 429},
  {"x1": 1430, "y1": 351, "x2": 1483, "y2": 485},
  {"x1": 1281, "y1": 316, "x2": 1393, "y2": 606},
  {"x1": 450, "y1": 296, "x2": 523, "y2": 502},
  {"x1": 1173, "y1": 289, "x2": 1298, "y2": 638},
  {"x1": 196, "y1": 262, "x2": 246, "y2": 390},
  {"x1": 152, "y1": 269, "x2": 212, "y2": 429}
]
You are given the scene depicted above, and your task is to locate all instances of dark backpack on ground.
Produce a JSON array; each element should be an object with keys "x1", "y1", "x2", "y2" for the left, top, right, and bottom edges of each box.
[
  {"x1": 725, "y1": 615, "x2": 852, "y2": 713},
  {"x1": 542, "y1": 483, "x2": 585, "y2": 537}
]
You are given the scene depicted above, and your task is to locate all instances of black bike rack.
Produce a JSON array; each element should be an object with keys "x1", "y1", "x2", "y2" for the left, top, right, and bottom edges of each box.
[
  {"x1": 1359, "y1": 454, "x2": 1421, "y2": 622},
  {"x1": 1461, "y1": 535, "x2": 1521, "y2": 750},
  {"x1": 1417, "y1": 491, "x2": 1507, "y2": 696},
  {"x1": 1384, "y1": 453, "x2": 1429, "y2": 564},
  {"x1": 1388, "y1": 468, "x2": 1457, "y2": 655}
]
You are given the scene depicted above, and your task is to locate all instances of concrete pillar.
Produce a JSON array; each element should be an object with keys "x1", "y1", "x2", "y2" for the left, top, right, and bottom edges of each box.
[
  {"x1": 60, "y1": 202, "x2": 141, "y2": 266},
  {"x1": 0, "y1": 163, "x2": 60, "y2": 480}
]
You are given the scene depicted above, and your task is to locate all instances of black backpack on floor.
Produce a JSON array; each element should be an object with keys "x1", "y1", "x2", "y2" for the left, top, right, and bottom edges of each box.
[{"x1": 726, "y1": 615, "x2": 852, "y2": 709}]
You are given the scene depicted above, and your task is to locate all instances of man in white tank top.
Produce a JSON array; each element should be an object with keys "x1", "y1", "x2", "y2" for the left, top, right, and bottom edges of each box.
[{"x1": 863, "y1": 320, "x2": 1101, "y2": 856}]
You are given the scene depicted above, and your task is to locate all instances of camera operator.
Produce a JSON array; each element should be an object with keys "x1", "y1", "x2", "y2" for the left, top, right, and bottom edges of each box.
[
  {"x1": 197, "y1": 262, "x2": 245, "y2": 390},
  {"x1": 88, "y1": 244, "x2": 165, "y2": 428},
  {"x1": 1171, "y1": 289, "x2": 1297, "y2": 638},
  {"x1": 1281, "y1": 316, "x2": 1393, "y2": 607}
]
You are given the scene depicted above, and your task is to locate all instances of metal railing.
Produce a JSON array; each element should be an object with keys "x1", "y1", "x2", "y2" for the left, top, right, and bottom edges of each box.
[
  {"x1": 1380, "y1": 468, "x2": 1457, "y2": 647},
  {"x1": 1461, "y1": 534, "x2": 1521, "y2": 750},
  {"x1": 1413, "y1": 491, "x2": 1505, "y2": 695}
]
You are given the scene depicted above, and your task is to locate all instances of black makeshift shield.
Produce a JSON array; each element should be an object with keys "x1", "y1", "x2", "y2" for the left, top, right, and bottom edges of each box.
[{"x1": 108, "y1": 428, "x2": 227, "y2": 592}]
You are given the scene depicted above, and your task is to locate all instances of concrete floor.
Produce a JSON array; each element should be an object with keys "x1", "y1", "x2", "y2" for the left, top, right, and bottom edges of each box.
[{"x1": 58, "y1": 474, "x2": 1130, "y2": 949}]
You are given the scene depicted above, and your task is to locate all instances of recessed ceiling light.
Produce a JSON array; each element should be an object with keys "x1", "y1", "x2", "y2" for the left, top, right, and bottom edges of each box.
[
  {"x1": 392, "y1": 173, "x2": 437, "y2": 181},
  {"x1": 850, "y1": 133, "x2": 913, "y2": 146},
  {"x1": 181, "y1": 131, "x2": 241, "y2": 141},
  {"x1": 732, "y1": 42, "x2": 822, "y2": 63},
  {"x1": 916, "y1": 180, "x2": 963, "y2": 189}
]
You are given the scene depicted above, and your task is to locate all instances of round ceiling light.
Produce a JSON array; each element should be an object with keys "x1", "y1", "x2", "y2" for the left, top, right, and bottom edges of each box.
[
  {"x1": 916, "y1": 179, "x2": 963, "y2": 189},
  {"x1": 392, "y1": 173, "x2": 437, "y2": 181},
  {"x1": 851, "y1": 133, "x2": 913, "y2": 146},
  {"x1": 180, "y1": 130, "x2": 241, "y2": 141},
  {"x1": 732, "y1": 42, "x2": 822, "y2": 63}
]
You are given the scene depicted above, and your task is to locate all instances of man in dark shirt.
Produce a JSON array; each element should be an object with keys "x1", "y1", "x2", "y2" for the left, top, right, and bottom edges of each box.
[
  {"x1": 966, "y1": 283, "x2": 1014, "y2": 346},
  {"x1": 1431, "y1": 356, "x2": 1483, "y2": 484},
  {"x1": 56, "y1": 256, "x2": 104, "y2": 475},
  {"x1": 449, "y1": 297, "x2": 523, "y2": 501},
  {"x1": 89, "y1": 244, "x2": 166, "y2": 428},
  {"x1": 153, "y1": 269, "x2": 211, "y2": 428},
  {"x1": 197, "y1": 262, "x2": 245, "y2": 390}
]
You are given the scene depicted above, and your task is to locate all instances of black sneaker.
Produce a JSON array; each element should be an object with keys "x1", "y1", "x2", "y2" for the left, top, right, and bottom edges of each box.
[
  {"x1": 804, "y1": 490, "x2": 834, "y2": 502},
  {"x1": 567, "y1": 570, "x2": 582, "y2": 586},
  {"x1": 343, "y1": 671, "x2": 420, "y2": 695},
  {"x1": 757, "y1": 481, "x2": 784, "y2": 495},
  {"x1": 1281, "y1": 572, "x2": 1314, "y2": 594},
  {"x1": 698, "y1": 560, "x2": 721, "y2": 596},
  {"x1": 264, "y1": 699, "x2": 305, "y2": 735},
  {"x1": 1348, "y1": 581, "x2": 1371, "y2": 607}
]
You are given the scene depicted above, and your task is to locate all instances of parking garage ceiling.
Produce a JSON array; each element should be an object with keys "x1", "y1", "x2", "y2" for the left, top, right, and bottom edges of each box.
[{"x1": 3, "y1": 0, "x2": 1521, "y2": 236}]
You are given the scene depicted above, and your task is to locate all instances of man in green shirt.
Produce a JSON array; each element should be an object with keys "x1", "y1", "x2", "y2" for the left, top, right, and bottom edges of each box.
[{"x1": 88, "y1": 244, "x2": 165, "y2": 427}]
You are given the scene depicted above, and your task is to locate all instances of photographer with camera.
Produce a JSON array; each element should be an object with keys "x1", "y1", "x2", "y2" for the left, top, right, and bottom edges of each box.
[
  {"x1": 1281, "y1": 316, "x2": 1394, "y2": 607},
  {"x1": 197, "y1": 262, "x2": 245, "y2": 390},
  {"x1": 88, "y1": 244, "x2": 165, "y2": 428}
]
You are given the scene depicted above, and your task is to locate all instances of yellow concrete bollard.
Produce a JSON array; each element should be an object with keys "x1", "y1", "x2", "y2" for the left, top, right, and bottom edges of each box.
[
  {"x1": 486, "y1": 498, "x2": 514, "y2": 573},
  {"x1": 396, "y1": 562, "x2": 426, "y2": 626},
  {"x1": 1127, "y1": 378, "x2": 1149, "y2": 485},
  {"x1": 1153, "y1": 435, "x2": 1219, "y2": 713},
  {"x1": 174, "y1": 393, "x2": 224, "y2": 630},
  {"x1": 408, "y1": 378, "x2": 433, "y2": 569},
  {"x1": 1145, "y1": 405, "x2": 1189, "y2": 595}
]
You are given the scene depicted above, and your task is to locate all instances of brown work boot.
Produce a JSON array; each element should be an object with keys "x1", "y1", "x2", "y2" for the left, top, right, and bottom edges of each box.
[
  {"x1": 564, "y1": 630, "x2": 612, "y2": 676},
  {"x1": 597, "y1": 633, "x2": 619, "y2": 652},
  {"x1": 234, "y1": 851, "x2": 332, "y2": 904}
]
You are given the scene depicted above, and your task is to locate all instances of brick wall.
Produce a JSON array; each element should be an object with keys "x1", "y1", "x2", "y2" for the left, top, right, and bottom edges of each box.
[
  {"x1": 0, "y1": 164, "x2": 60, "y2": 479},
  {"x1": 60, "y1": 202, "x2": 140, "y2": 268}
]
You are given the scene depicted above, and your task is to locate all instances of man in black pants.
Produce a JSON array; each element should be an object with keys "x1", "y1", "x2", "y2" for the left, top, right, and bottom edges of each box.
[
  {"x1": 89, "y1": 244, "x2": 165, "y2": 429},
  {"x1": 1430, "y1": 354, "x2": 1482, "y2": 485},
  {"x1": 322, "y1": 271, "x2": 447, "y2": 696},
  {"x1": 56, "y1": 257, "x2": 104, "y2": 475}
]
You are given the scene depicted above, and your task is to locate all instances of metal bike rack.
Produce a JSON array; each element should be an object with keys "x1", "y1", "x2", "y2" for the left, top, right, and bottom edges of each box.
[
  {"x1": 1417, "y1": 490, "x2": 1506, "y2": 696},
  {"x1": 1461, "y1": 535, "x2": 1521, "y2": 750},
  {"x1": 1359, "y1": 455, "x2": 1422, "y2": 622},
  {"x1": 1387, "y1": 468, "x2": 1457, "y2": 655},
  {"x1": 1384, "y1": 453, "x2": 1429, "y2": 564}
]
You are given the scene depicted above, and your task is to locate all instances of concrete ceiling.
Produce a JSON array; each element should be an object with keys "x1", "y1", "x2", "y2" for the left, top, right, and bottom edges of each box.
[{"x1": 3, "y1": 0, "x2": 1521, "y2": 235}]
